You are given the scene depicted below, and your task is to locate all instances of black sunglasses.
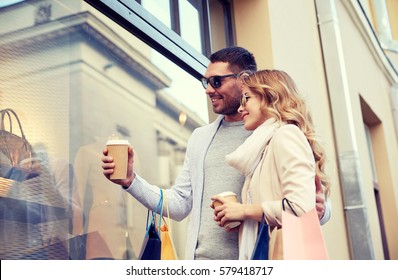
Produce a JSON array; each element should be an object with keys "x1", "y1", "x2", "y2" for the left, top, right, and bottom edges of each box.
[{"x1": 201, "y1": 74, "x2": 237, "y2": 89}]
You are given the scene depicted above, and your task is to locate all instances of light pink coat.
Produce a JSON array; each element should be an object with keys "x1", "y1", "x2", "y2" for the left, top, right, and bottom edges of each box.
[{"x1": 239, "y1": 124, "x2": 316, "y2": 238}]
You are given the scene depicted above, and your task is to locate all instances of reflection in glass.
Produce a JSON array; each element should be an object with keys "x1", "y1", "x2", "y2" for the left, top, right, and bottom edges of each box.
[
  {"x1": 178, "y1": 0, "x2": 202, "y2": 53},
  {"x1": 142, "y1": 0, "x2": 171, "y2": 28},
  {"x1": 0, "y1": 1, "x2": 24, "y2": 8},
  {"x1": 0, "y1": 0, "x2": 206, "y2": 260}
]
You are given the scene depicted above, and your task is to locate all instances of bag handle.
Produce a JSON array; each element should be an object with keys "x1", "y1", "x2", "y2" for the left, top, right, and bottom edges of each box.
[
  {"x1": 145, "y1": 189, "x2": 163, "y2": 235},
  {"x1": 282, "y1": 198, "x2": 298, "y2": 217},
  {"x1": 1, "y1": 110, "x2": 12, "y2": 132},
  {"x1": 0, "y1": 109, "x2": 32, "y2": 166},
  {"x1": 0, "y1": 108, "x2": 28, "y2": 140},
  {"x1": 161, "y1": 189, "x2": 172, "y2": 233}
]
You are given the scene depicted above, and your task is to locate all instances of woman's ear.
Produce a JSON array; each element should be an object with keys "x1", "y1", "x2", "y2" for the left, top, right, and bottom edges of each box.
[{"x1": 260, "y1": 97, "x2": 268, "y2": 109}]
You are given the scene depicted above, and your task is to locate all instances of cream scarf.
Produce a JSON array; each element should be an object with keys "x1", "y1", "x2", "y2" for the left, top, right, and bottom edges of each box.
[
  {"x1": 225, "y1": 117, "x2": 281, "y2": 259},
  {"x1": 225, "y1": 118, "x2": 280, "y2": 177}
]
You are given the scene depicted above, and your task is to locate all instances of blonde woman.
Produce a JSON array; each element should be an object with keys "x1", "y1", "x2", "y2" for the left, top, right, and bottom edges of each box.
[{"x1": 212, "y1": 69, "x2": 330, "y2": 259}]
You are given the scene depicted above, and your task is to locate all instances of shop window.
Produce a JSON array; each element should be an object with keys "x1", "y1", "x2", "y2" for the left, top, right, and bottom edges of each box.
[
  {"x1": 136, "y1": 0, "x2": 234, "y2": 57},
  {"x1": 0, "y1": 0, "x2": 207, "y2": 260}
]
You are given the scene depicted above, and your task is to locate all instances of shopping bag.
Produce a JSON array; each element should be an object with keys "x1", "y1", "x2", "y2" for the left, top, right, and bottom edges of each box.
[
  {"x1": 68, "y1": 233, "x2": 87, "y2": 260},
  {"x1": 268, "y1": 227, "x2": 283, "y2": 260},
  {"x1": 68, "y1": 231, "x2": 112, "y2": 260},
  {"x1": 281, "y1": 198, "x2": 329, "y2": 260},
  {"x1": 138, "y1": 190, "x2": 163, "y2": 260},
  {"x1": 160, "y1": 189, "x2": 178, "y2": 260},
  {"x1": 160, "y1": 223, "x2": 178, "y2": 260},
  {"x1": 251, "y1": 214, "x2": 269, "y2": 260},
  {"x1": 138, "y1": 221, "x2": 161, "y2": 260}
]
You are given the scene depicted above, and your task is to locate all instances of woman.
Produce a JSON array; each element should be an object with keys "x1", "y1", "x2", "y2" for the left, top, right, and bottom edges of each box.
[{"x1": 212, "y1": 69, "x2": 330, "y2": 259}]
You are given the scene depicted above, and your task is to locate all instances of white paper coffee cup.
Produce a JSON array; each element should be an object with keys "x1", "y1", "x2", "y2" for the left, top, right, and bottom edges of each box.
[
  {"x1": 106, "y1": 139, "x2": 130, "y2": 179},
  {"x1": 212, "y1": 191, "x2": 241, "y2": 229}
]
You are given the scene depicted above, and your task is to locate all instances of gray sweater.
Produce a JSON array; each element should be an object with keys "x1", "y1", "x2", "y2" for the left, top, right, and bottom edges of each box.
[{"x1": 195, "y1": 119, "x2": 250, "y2": 259}]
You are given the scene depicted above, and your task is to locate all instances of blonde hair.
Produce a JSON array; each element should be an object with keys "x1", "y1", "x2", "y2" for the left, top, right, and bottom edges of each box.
[{"x1": 239, "y1": 69, "x2": 330, "y2": 196}]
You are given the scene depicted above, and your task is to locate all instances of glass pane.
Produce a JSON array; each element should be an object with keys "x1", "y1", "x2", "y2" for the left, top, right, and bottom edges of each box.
[
  {"x1": 209, "y1": 0, "x2": 227, "y2": 50},
  {"x1": 141, "y1": 0, "x2": 172, "y2": 28},
  {"x1": 0, "y1": 0, "x2": 23, "y2": 7},
  {"x1": 0, "y1": 0, "x2": 207, "y2": 260},
  {"x1": 178, "y1": 0, "x2": 202, "y2": 53}
]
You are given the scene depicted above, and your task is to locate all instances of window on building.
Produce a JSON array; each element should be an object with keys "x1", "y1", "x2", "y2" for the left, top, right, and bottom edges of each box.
[
  {"x1": 364, "y1": 124, "x2": 390, "y2": 259},
  {"x1": 361, "y1": 93, "x2": 391, "y2": 260},
  {"x1": 137, "y1": 0, "x2": 234, "y2": 57}
]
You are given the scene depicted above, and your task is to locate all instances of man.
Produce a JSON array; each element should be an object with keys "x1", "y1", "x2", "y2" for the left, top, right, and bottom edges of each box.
[{"x1": 101, "y1": 46, "x2": 330, "y2": 260}]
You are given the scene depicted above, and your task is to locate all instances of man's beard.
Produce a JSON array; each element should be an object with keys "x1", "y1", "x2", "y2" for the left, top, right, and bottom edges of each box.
[{"x1": 214, "y1": 99, "x2": 240, "y2": 116}]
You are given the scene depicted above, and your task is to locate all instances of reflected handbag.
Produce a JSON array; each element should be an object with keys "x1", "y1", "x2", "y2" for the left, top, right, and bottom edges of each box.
[
  {"x1": 138, "y1": 190, "x2": 163, "y2": 260},
  {"x1": 281, "y1": 198, "x2": 329, "y2": 260},
  {"x1": 251, "y1": 214, "x2": 269, "y2": 260},
  {"x1": 0, "y1": 108, "x2": 37, "y2": 181},
  {"x1": 4, "y1": 165, "x2": 40, "y2": 182},
  {"x1": 160, "y1": 189, "x2": 178, "y2": 260}
]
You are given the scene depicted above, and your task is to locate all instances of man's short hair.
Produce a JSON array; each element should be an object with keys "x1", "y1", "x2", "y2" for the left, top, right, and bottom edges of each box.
[{"x1": 209, "y1": 46, "x2": 257, "y2": 73}]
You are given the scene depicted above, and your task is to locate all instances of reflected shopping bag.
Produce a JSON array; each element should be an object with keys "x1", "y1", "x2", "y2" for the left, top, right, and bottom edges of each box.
[
  {"x1": 282, "y1": 198, "x2": 329, "y2": 260},
  {"x1": 160, "y1": 189, "x2": 178, "y2": 260},
  {"x1": 251, "y1": 214, "x2": 268, "y2": 260},
  {"x1": 138, "y1": 190, "x2": 163, "y2": 260},
  {"x1": 68, "y1": 231, "x2": 113, "y2": 260}
]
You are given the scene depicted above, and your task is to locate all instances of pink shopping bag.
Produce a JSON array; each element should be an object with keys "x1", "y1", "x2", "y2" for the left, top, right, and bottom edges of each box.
[{"x1": 282, "y1": 199, "x2": 329, "y2": 260}]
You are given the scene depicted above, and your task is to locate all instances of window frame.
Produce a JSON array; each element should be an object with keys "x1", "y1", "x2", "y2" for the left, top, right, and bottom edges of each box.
[
  {"x1": 84, "y1": 0, "x2": 208, "y2": 79},
  {"x1": 219, "y1": 0, "x2": 235, "y2": 48}
]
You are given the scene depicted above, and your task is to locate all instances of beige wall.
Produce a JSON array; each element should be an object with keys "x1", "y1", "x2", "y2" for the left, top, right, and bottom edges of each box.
[
  {"x1": 338, "y1": 0, "x2": 398, "y2": 259},
  {"x1": 230, "y1": 0, "x2": 398, "y2": 259},
  {"x1": 338, "y1": 1, "x2": 387, "y2": 260},
  {"x1": 233, "y1": 0, "x2": 273, "y2": 69},
  {"x1": 232, "y1": 0, "x2": 350, "y2": 260}
]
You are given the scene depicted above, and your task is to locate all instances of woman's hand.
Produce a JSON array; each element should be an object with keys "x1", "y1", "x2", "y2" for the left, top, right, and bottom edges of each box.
[
  {"x1": 315, "y1": 176, "x2": 326, "y2": 220},
  {"x1": 211, "y1": 196, "x2": 247, "y2": 228},
  {"x1": 316, "y1": 190, "x2": 326, "y2": 220}
]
